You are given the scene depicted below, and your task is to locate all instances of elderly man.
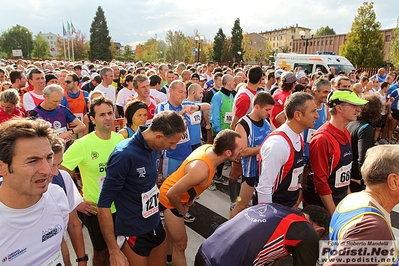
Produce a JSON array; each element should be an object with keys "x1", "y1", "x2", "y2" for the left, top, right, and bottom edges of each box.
[
  {"x1": 326, "y1": 145, "x2": 399, "y2": 265},
  {"x1": 29, "y1": 84, "x2": 85, "y2": 142}
]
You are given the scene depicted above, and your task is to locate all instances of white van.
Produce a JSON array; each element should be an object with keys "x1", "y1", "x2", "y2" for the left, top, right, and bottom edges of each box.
[{"x1": 274, "y1": 53, "x2": 355, "y2": 74}]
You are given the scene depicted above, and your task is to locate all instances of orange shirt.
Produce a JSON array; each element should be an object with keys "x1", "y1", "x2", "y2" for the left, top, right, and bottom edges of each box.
[{"x1": 159, "y1": 144, "x2": 215, "y2": 209}]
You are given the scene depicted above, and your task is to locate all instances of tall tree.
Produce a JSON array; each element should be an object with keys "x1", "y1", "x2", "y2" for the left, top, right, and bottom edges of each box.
[
  {"x1": 221, "y1": 37, "x2": 232, "y2": 63},
  {"x1": 0, "y1": 25, "x2": 33, "y2": 58},
  {"x1": 89, "y1": 6, "x2": 112, "y2": 61},
  {"x1": 231, "y1": 18, "x2": 244, "y2": 62},
  {"x1": 213, "y1": 28, "x2": 226, "y2": 62},
  {"x1": 32, "y1": 34, "x2": 50, "y2": 58},
  {"x1": 165, "y1": 30, "x2": 189, "y2": 62},
  {"x1": 390, "y1": 21, "x2": 399, "y2": 70},
  {"x1": 314, "y1": 26, "x2": 336, "y2": 36},
  {"x1": 339, "y1": 2, "x2": 384, "y2": 68}
]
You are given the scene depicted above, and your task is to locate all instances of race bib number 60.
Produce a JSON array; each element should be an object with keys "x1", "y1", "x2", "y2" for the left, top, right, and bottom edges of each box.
[{"x1": 141, "y1": 185, "x2": 159, "y2": 218}]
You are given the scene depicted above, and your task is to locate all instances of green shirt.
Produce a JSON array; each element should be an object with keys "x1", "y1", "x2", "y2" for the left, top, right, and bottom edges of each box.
[{"x1": 62, "y1": 131, "x2": 124, "y2": 212}]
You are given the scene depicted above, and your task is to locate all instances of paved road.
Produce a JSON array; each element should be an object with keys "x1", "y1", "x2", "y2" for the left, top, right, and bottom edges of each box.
[{"x1": 66, "y1": 167, "x2": 399, "y2": 266}]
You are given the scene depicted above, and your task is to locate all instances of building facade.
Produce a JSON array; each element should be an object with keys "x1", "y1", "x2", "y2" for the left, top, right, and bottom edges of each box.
[
  {"x1": 291, "y1": 28, "x2": 393, "y2": 63},
  {"x1": 260, "y1": 24, "x2": 312, "y2": 54},
  {"x1": 38, "y1": 32, "x2": 59, "y2": 58}
]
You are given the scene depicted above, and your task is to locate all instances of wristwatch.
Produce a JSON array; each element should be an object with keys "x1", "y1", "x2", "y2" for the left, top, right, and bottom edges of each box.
[{"x1": 76, "y1": 254, "x2": 89, "y2": 262}]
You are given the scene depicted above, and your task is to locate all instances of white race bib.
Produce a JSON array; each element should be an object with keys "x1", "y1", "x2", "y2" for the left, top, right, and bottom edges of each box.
[
  {"x1": 190, "y1": 111, "x2": 201, "y2": 125},
  {"x1": 178, "y1": 129, "x2": 190, "y2": 144},
  {"x1": 141, "y1": 185, "x2": 159, "y2": 218},
  {"x1": 74, "y1": 113, "x2": 84, "y2": 121},
  {"x1": 55, "y1": 126, "x2": 67, "y2": 135},
  {"x1": 334, "y1": 162, "x2": 352, "y2": 188},
  {"x1": 288, "y1": 166, "x2": 304, "y2": 191},
  {"x1": 224, "y1": 112, "x2": 233, "y2": 124},
  {"x1": 40, "y1": 249, "x2": 64, "y2": 266},
  {"x1": 145, "y1": 119, "x2": 153, "y2": 127},
  {"x1": 306, "y1": 128, "x2": 317, "y2": 143}
]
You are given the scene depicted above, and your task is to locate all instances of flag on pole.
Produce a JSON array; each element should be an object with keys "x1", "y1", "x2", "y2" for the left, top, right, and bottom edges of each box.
[
  {"x1": 62, "y1": 24, "x2": 67, "y2": 37},
  {"x1": 67, "y1": 21, "x2": 71, "y2": 36},
  {"x1": 71, "y1": 22, "x2": 77, "y2": 35}
]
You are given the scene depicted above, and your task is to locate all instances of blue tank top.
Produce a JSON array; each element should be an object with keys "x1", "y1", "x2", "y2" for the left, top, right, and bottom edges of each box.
[
  {"x1": 156, "y1": 101, "x2": 192, "y2": 160},
  {"x1": 240, "y1": 116, "x2": 272, "y2": 178},
  {"x1": 124, "y1": 125, "x2": 135, "y2": 138}
]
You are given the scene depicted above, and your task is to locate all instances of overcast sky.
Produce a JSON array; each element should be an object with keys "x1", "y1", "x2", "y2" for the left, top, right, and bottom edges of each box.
[{"x1": 2, "y1": 0, "x2": 397, "y2": 48}]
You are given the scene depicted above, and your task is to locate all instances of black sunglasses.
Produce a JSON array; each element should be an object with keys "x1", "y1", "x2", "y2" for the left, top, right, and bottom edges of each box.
[{"x1": 65, "y1": 80, "x2": 73, "y2": 84}]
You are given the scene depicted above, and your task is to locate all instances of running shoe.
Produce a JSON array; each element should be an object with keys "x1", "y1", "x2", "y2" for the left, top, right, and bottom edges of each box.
[
  {"x1": 183, "y1": 212, "x2": 195, "y2": 223},
  {"x1": 208, "y1": 181, "x2": 216, "y2": 191},
  {"x1": 214, "y1": 175, "x2": 229, "y2": 185},
  {"x1": 379, "y1": 139, "x2": 388, "y2": 144}
]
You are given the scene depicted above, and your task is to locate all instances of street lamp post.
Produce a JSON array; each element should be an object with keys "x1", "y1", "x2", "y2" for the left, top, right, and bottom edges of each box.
[
  {"x1": 195, "y1": 35, "x2": 204, "y2": 63},
  {"x1": 299, "y1": 29, "x2": 315, "y2": 54},
  {"x1": 237, "y1": 51, "x2": 242, "y2": 62},
  {"x1": 25, "y1": 31, "x2": 30, "y2": 59}
]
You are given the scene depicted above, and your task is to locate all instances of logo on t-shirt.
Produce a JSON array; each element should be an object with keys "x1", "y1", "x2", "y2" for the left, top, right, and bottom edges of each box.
[
  {"x1": 91, "y1": 151, "x2": 99, "y2": 160},
  {"x1": 42, "y1": 224, "x2": 62, "y2": 242},
  {"x1": 137, "y1": 167, "x2": 146, "y2": 178},
  {"x1": 2, "y1": 247, "x2": 27, "y2": 263},
  {"x1": 244, "y1": 204, "x2": 278, "y2": 223}
]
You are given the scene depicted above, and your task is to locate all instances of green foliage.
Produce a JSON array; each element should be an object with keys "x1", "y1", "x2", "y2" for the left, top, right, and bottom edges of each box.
[
  {"x1": 231, "y1": 18, "x2": 244, "y2": 62},
  {"x1": 314, "y1": 26, "x2": 336, "y2": 36},
  {"x1": 165, "y1": 30, "x2": 188, "y2": 62},
  {"x1": 0, "y1": 25, "x2": 33, "y2": 58},
  {"x1": 390, "y1": 26, "x2": 399, "y2": 69},
  {"x1": 142, "y1": 37, "x2": 160, "y2": 62},
  {"x1": 32, "y1": 34, "x2": 50, "y2": 58},
  {"x1": 89, "y1": 6, "x2": 112, "y2": 61},
  {"x1": 73, "y1": 31, "x2": 89, "y2": 60},
  {"x1": 279, "y1": 45, "x2": 291, "y2": 53},
  {"x1": 339, "y1": 2, "x2": 384, "y2": 68},
  {"x1": 213, "y1": 28, "x2": 225, "y2": 62},
  {"x1": 123, "y1": 45, "x2": 134, "y2": 60}
]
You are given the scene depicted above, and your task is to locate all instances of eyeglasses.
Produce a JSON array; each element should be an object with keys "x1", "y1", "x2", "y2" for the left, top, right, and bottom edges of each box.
[{"x1": 65, "y1": 80, "x2": 72, "y2": 84}]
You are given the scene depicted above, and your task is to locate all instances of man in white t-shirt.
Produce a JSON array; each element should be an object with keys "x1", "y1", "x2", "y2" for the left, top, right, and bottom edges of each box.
[
  {"x1": 0, "y1": 118, "x2": 69, "y2": 266},
  {"x1": 149, "y1": 74, "x2": 168, "y2": 102},
  {"x1": 94, "y1": 67, "x2": 116, "y2": 103},
  {"x1": 22, "y1": 68, "x2": 46, "y2": 111}
]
